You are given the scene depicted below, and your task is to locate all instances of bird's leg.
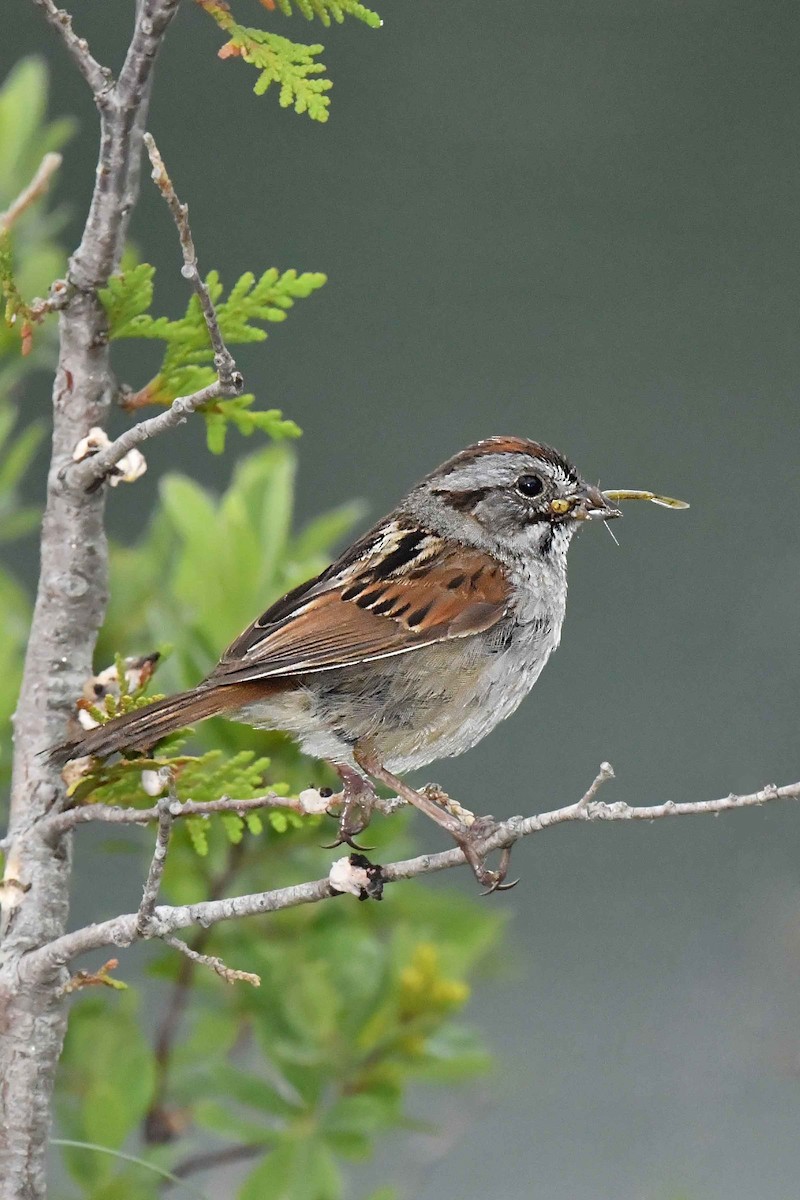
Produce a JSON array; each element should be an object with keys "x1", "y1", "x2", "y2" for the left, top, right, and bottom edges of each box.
[
  {"x1": 354, "y1": 745, "x2": 518, "y2": 893},
  {"x1": 322, "y1": 763, "x2": 377, "y2": 851}
]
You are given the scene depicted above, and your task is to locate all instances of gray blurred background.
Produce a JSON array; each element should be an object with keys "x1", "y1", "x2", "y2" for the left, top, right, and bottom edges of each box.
[{"x1": 4, "y1": 1, "x2": 800, "y2": 1197}]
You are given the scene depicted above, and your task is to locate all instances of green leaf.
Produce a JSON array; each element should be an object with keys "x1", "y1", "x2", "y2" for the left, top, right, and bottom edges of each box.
[
  {"x1": 245, "y1": 812, "x2": 263, "y2": 836},
  {"x1": 242, "y1": 30, "x2": 332, "y2": 120},
  {"x1": 0, "y1": 415, "x2": 43, "y2": 493},
  {"x1": 98, "y1": 262, "x2": 155, "y2": 336},
  {"x1": 291, "y1": 501, "x2": 365, "y2": 563},
  {"x1": 221, "y1": 812, "x2": 245, "y2": 844},
  {"x1": 159, "y1": 475, "x2": 218, "y2": 550},
  {"x1": 0, "y1": 504, "x2": 40, "y2": 542},
  {"x1": 192, "y1": 1098, "x2": 276, "y2": 1145},
  {"x1": 240, "y1": 1140, "x2": 342, "y2": 1200},
  {"x1": 215, "y1": 11, "x2": 332, "y2": 120},
  {"x1": 204, "y1": 409, "x2": 227, "y2": 454},
  {"x1": 321, "y1": 1093, "x2": 397, "y2": 1161},
  {"x1": 212, "y1": 1063, "x2": 300, "y2": 1117},
  {"x1": 59, "y1": 996, "x2": 156, "y2": 1159},
  {"x1": 185, "y1": 815, "x2": 209, "y2": 856},
  {"x1": 0, "y1": 565, "x2": 30, "y2": 784},
  {"x1": 273, "y1": 0, "x2": 382, "y2": 29}
]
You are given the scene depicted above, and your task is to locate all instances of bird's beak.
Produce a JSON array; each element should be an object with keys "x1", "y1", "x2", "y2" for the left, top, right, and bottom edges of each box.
[{"x1": 569, "y1": 484, "x2": 622, "y2": 521}]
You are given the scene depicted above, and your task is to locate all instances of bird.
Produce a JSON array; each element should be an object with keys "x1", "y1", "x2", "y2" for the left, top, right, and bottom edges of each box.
[{"x1": 52, "y1": 436, "x2": 623, "y2": 891}]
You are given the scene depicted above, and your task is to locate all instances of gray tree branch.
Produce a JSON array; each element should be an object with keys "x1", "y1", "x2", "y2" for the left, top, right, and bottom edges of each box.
[
  {"x1": 0, "y1": 153, "x2": 63, "y2": 233},
  {"x1": 135, "y1": 795, "x2": 174, "y2": 935},
  {"x1": 0, "y1": 5, "x2": 180, "y2": 1198},
  {"x1": 29, "y1": 0, "x2": 114, "y2": 100},
  {"x1": 42, "y1": 787, "x2": 402, "y2": 838},
  {"x1": 22, "y1": 775, "x2": 800, "y2": 985},
  {"x1": 160, "y1": 935, "x2": 261, "y2": 987}
]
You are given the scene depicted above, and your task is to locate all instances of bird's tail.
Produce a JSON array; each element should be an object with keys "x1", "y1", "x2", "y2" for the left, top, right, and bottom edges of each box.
[{"x1": 49, "y1": 686, "x2": 238, "y2": 765}]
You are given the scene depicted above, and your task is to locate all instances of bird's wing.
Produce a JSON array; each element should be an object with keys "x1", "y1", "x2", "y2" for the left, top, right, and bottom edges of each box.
[{"x1": 208, "y1": 523, "x2": 511, "y2": 686}]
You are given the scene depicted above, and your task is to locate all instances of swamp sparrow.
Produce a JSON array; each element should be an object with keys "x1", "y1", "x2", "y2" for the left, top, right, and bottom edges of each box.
[{"x1": 54, "y1": 436, "x2": 630, "y2": 890}]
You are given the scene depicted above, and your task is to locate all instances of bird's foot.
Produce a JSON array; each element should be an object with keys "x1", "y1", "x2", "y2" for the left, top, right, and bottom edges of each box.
[
  {"x1": 322, "y1": 766, "x2": 377, "y2": 851},
  {"x1": 455, "y1": 815, "x2": 519, "y2": 895},
  {"x1": 351, "y1": 745, "x2": 518, "y2": 893}
]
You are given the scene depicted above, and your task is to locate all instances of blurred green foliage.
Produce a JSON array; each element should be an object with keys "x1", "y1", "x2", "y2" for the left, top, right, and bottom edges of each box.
[
  {"x1": 0, "y1": 54, "x2": 506, "y2": 1200},
  {"x1": 0, "y1": 57, "x2": 74, "y2": 373},
  {"x1": 0, "y1": 56, "x2": 73, "y2": 780}
]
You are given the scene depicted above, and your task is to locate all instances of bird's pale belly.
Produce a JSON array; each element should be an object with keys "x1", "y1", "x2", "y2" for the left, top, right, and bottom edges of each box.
[{"x1": 234, "y1": 613, "x2": 561, "y2": 774}]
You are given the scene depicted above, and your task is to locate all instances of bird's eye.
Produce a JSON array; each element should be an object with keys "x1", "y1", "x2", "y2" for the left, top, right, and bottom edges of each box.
[{"x1": 515, "y1": 474, "x2": 544, "y2": 498}]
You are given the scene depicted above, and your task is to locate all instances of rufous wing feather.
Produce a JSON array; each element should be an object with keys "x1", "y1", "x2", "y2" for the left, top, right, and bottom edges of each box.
[{"x1": 208, "y1": 538, "x2": 511, "y2": 686}]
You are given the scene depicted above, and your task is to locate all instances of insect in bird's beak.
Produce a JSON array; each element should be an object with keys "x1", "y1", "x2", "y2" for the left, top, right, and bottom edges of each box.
[
  {"x1": 602, "y1": 489, "x2": 690, "y2": 510},
  {"x1": 557, "y1": 485, "x2": 622, "y2": 521}
]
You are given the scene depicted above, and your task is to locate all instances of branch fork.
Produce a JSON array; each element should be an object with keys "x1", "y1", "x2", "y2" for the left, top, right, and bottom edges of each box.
[{"x1": 69, "y1": 131, "x2": 244, "y2": 493}]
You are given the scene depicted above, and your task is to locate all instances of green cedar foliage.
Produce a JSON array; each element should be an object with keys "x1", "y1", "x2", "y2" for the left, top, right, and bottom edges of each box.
[
  {"x1": 198, "y1": 0, "x2": 383, "y2": 121},
  {"x1": 99, "y1": 262, "x2": 323, "y2": 453},
  {"x1": 223, "y1": 24, "x2": 333, "y2": 119},
  {"x1": 270, "y1": 0, "x2": 382, "y2": 30}
]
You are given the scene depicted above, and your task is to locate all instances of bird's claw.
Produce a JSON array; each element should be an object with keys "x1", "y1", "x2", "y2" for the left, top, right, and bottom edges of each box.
[
  {"x1": 321, "y1": 834, "x2": 376, "y2": 852},
  {"x1": 322, "y1": 773, "x2": 376, "y2": 854},
  {"x1": 457, "y1": 820, "x2": 519, "y2": 895}
]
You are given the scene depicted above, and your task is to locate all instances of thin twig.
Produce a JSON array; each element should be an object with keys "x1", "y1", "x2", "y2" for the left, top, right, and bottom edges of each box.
[
  {"x1": 575, "y1": 760, "x2": 615, "y2": 809},
  {"x1": 170, "y1": 1143, "x2": 263, "y2": 1182},
  {"x1": 71, "y1": 382, "x2": 237, "y2": 489},
  {"x1": 29, "y1": 0, "x2": 114, "y2": 99},
  {"x1": 160, "y1": 935, "x2": 260, "y2": 987},
  {"x1": 44, "y1": 793, "x2": 305, "y2": 839},
  {"x1": 145, "y1": 843, "x2": 246, "y2": 1144},
  {"x1": 0, "y1": 154, "x2": 64, "y2": 233},
  {"x1": 143, "y1": 133, "x2": 236, "y2": 379},
  {"x1": 136, "y1": 795, "x2": 174, "y2": 935},
  {"x1": 44, "y1": 789, "x2": 400, "y2": 838},
  {"x1": 70, "y1": 133, "x2": 243, "y2": 490},
  {"x1": 26, "y1": 776, "x2": 800, "y2": 979}
]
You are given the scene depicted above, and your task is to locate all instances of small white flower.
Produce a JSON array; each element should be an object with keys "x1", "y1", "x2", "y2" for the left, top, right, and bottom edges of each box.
[
  {"x1": 72, "y1": 426, "x2": 111, "y2": 462},
  {"x1": 109, "y1": 447, "x2": 147, "y2": 486},
  {"x1": 328, "y1": 853, "x2": 385, "y2": 901},
  {"x1": 83, "y1": 652, "x2": 160, "y2": 702},
  {"x1": 92, "y1": 664, "x2": 120, "y2": 693},
  {"x1": 61, "y1": 756, "x2": 94, "y2": 786},
  {"x1": 297, "y1": 787, "x2": 332, "y2": 815},
  {"x1": 141, "y1": 769, "x2": 170, "y2": 797}
]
